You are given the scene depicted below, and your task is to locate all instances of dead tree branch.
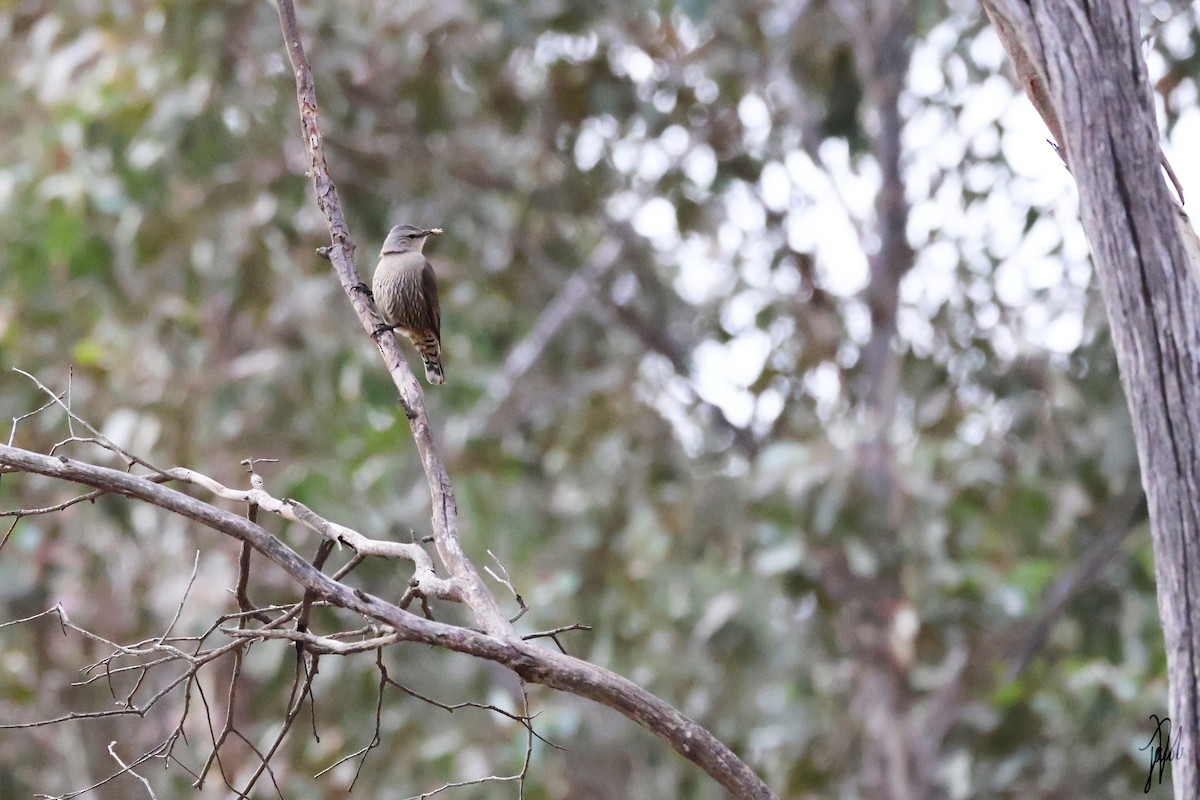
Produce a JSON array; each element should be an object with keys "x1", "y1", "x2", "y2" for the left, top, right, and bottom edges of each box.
[
  {"x1": 272, "y1": 0, "x2": 510, "y2": 638},
  {"x1": 0, "y1": 439, "x2": 775, "y2": 799},
  {"x1": 268, "y1": 0, "x2": 776, "y2": 795}
]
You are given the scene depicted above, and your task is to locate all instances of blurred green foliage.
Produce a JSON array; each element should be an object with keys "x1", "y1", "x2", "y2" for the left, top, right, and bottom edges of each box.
[{"x1": 0, "y1": 0, "x2": 1195, "y2": 798}]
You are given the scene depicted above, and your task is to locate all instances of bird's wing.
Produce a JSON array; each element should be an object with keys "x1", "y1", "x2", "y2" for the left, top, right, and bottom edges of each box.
[{"x1": 422, "y1": 259, "x2": 441, "y2": 340}]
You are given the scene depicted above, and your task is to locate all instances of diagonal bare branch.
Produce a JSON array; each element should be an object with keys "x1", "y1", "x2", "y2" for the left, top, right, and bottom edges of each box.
[
  {"x1": 0, "y1": 438, "x2": 775, "y2": 799},
  {"x1": 272, "y1": 0, "x2": 511, "y2": 639}
]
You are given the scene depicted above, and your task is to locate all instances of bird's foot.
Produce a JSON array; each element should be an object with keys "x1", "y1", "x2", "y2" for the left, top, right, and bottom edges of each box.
[
  {"x1": 353, "y1": 282, "x2": 374, "y2": 300},
  {"x1": 371, "y1": 323, "x2": 397, "y2": 340}
]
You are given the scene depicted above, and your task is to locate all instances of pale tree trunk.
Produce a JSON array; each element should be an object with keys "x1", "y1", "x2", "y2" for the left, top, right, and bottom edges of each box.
[{"x1": 983, "y1": 2, "x2": 1200, "y2": 796}]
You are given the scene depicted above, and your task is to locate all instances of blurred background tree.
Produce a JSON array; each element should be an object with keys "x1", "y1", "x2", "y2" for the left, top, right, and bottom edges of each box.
[{"x1": 1, "y1": 0, "x2": 1196, "y2": 797}]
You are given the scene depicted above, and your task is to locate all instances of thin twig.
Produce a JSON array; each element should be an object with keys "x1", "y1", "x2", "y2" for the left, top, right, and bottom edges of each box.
[{"x1": 107, "y1": 741, "x2": 157, "y2": 800}]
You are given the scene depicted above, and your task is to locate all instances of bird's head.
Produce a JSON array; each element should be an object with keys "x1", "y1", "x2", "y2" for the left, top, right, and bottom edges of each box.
[{"x1": 381, "y1": 224, "x2": 442, "y2": 255}]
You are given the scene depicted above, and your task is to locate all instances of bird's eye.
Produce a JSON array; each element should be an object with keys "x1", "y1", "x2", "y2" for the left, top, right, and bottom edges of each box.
[{"x1": 407, "y1": 234, "x2": 418, "y2": 239}]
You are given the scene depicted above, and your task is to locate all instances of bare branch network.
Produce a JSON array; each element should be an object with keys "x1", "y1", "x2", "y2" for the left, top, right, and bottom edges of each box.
[
  {"x1": 0, "y1": 373, "x2": 545, "y2": 798},
  {"x1": 0, "y1": 0, "x2": 778, "y2": 798}
]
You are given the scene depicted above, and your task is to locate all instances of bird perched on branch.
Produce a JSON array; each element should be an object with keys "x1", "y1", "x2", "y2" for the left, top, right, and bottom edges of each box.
[{"x1": 371, "y1": 224, "x2": 445, "y2": 385}]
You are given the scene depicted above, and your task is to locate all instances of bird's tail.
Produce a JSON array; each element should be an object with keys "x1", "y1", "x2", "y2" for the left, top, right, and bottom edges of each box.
[{"x1": 413, "y1": 335, "x2": 445, "y2": 385}]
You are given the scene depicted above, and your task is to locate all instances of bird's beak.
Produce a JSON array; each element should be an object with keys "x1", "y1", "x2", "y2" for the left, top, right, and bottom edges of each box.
[{"x1": 424, "y1": 228, "x2": 443, "y2": 237}]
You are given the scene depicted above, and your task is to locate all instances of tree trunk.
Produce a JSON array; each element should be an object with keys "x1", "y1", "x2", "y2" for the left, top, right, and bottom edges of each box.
[{"x1": 983, "y1": 2, "x2": 1200, "y2": 796}]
